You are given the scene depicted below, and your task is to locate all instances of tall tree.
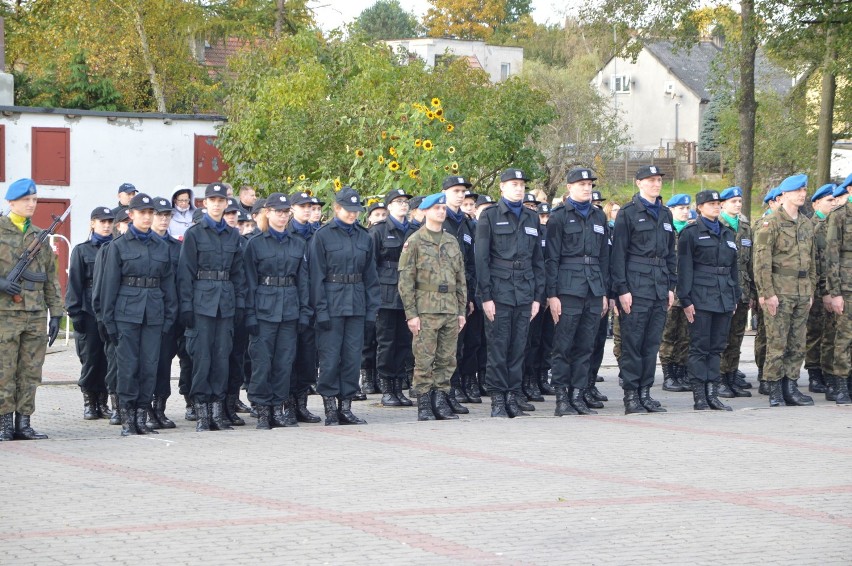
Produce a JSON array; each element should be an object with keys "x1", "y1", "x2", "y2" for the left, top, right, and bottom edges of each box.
[
  {"x1": 424, "y1": 0, "x2": 507, "y2": 40},
  {"x1": 351, "y1": 0, "x2": 421, "y2": 40}
]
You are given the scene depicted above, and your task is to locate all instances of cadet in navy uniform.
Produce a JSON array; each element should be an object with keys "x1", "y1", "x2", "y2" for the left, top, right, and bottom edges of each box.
[
  {"x1": 586, "y1": 190, "x2": 611, "y2": 407},
  {"x1": 676, "y1": 190, "x2": 741, "y2": 411},
  {"x1": 523, "y1": 200, "x2": 555, "y2": 402},
  {"x1": 310, "y1": 187, "x2": 380, "y2": 425},
  {"x1": 286, "y1": 191, "x2": 323, "y2": 423},
  {"x1": 100, "y1": 193, "x2": 178, "y2": 436},
  {"x1": 245, "y1": 193, "x2": 311, "y2": 429},
  {"x1": 475, "y1": 168, "x2": 545, "y2": 417},
  {"x1": 66, "y1": 206, "x2": 115, "y2": 420},
  {"x1": 441, "y1": 176, "x2": 478, "y2": 412},
  {"x1": 370, "y1": 188, "x2": 416, "y2": 407},
  {"x1": 177, "y1": 182, "x2": 247, "y2": 432},
  {"x1": 610, "y1": 165, "x2": 676, "y2": 414},
  {"x1": 545, "y1": 168, "x2": 610, "y2": 416}
]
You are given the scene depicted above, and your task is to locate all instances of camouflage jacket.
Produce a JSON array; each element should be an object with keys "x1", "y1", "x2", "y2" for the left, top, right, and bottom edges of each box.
[
  {"x1": 398, "y1": 227, "x2": 467, "y2": 320},
  {"x1": 720, "y1": 213, "x2": 756, "y2": 302},
  {"x1": 825, "y1": 200, "x2": 852, "y2": 297},
  {"x1": 753, "y1": 207, "x2": 816, "y2": 298},
  {"x1": 812, "y1": 213, "x2": 830, "y2": 298},
  {"x1": 0, "y1": 215, "x2": 62, "y2": 314}
]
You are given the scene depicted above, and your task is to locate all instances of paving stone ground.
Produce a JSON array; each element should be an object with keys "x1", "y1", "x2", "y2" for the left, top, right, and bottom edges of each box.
[{"x1": 2, "y1": 335, "x2": 850, "y2": 565}]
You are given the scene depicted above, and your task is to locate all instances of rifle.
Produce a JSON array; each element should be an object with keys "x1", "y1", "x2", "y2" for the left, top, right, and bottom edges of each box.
[{"x1": 7, "y1": 205, "x2": 72, "y2": 303}]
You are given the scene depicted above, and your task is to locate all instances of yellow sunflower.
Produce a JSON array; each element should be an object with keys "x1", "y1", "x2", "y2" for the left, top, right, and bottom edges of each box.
[
  {"x1": 435, "y1": 108, "x2": 444, "y2": 117},
  {"x1": 431, "y1": 97, "x2": 441, "y2": 107},
  {"x1": 451, "y1": 162, "x2": 459, "y2": 171},
  {"x1": 423, "y1": 140, "x2": 434, "y2": 151},
  {"x1": 354, "y1": 149, "x2": 365, "y2": 158},
  {"x1": 414, "y1": 139, "x2": 422, "y2": 147},
  {"x1": 388, "y1": 161, "x2": 400, "y2": 172},
  {"x1": 446, "y1": 124, "x2": 455, "y2": 132},
  {"x1": 378, "y1": 156, "x2": 385, "y2": 164},
  {"x1": 286, "y1": 176, "x2": 292, "y2": 184},
  {"x1": 408, "y1": 169, "x2": 419, "y2": 179},
  {"x1": 447, "y1": 146, "x2": 456, "y2": 154},
  {"x1": 444, "y1": 165, "x2": 451, "y2": 172},
  {"x1": 381, "y1": 131, "x2": 388, "y2": 140},
  {"x1": 334, "y1": 178, "x2": 342, "y2": 190},
  {"x1": 389, "y1": 147, "x2": 398, "y2": 157},
  {"x1": 299, "y1": 174, "x2": 306, "y2": 181},
  {"x1": 426, "y1": 111, "x2": 435, "y2": 120}
]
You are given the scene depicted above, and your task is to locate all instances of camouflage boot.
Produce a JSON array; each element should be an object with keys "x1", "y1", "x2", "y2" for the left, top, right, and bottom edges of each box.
[{"x1": 0, "y1": 413, "x2": 14, "y2": 441}]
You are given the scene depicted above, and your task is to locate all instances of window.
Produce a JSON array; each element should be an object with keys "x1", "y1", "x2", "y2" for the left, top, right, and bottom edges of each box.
[
  {"x1": 194, "y1": 135, "x2": 228, "y2": 185},
  {"x1": 32, "y1": 127, "x2": 70, "y2": 185},
  {"x1": 501, "y1": 63, "x2": 510, "y2": 81},
  {"x1": 611, "y1": 74, "x2": 631, "y2": 93}
]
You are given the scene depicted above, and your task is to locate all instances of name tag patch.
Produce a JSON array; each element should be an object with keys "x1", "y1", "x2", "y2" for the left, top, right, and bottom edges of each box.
[
  {"x1": 741, "y1": 239, "x2": 752, "y2": 247},
  {"x1": 727, "y1": 241, "x2": 737, "y2": 250},
  {"x1": 593, "y1": 224, "x2": 604, "y2": 234},
  {"x1": 525, "y1": 227, "x2": 539, "y2": 236},
  {"x1": 663, "y1": 223, "x2": 672, "y2": 232},
  {"x1": 638, "y1": 218, "x2": 646, "y2": 222},
  {"x1": 698, "y1": 236, "x2": 710, "y2": 240},
  {"x1": 463, "y1": 234, "x2": 472, "y2": 244},
  {"x1": 496, "y1": 221, "x2": 509, "y2": 226}
]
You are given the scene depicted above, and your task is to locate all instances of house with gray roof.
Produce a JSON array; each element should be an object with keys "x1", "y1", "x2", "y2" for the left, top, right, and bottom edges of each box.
[{"x1": 593, "y1": 40, "x2": 796, "y2": 152}]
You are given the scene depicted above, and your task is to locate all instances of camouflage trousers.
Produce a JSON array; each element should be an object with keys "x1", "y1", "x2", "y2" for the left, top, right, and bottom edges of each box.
[
  {"x1": 828, "y1": 296, "x2": 852, "y2": 377},
  {"x1": 613, "y1": 314, "x2": 621, "y2": 361},
  {"x1": 720, "y1": 302, "x2": 749, "y2": 373},
  {"x1": 411, "y1": 313, "x2": 459, "y2": 396},
  {"x1": 763, "y1": 295, "x2": 810, "y2": 382},
  {"x1": 659, "y1": 306, "x2": 689, "y2": 366},
  {"x1": 754, "y1": 308, "x2": 765, "y2": 372},
  {"x1": 805, "y1": 297, "x2": 829, "y2": 370},
  {"x1": 0, "y1": 310, "x2": 47, "y2": 415}
]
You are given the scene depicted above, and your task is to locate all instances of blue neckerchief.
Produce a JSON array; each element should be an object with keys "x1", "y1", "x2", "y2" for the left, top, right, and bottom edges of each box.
[
  {"x1": 502, "y1": 198, "x2": 523, "y2": 219},
  {"x1": 159, "y1": 233, "x2": 171, "y2": 242},
  {"x1": 310, "y1": 221, "x2": 321, "y2": 231},
  {"x1": 129, "y1": 223, "x2": 152, "y2": 242},
  {"x1": 411, "y1": 219, "x2": 422, "y2": 230},
  {"x1": 701, "y1": 216, "x2": 721, "y2": 236},
  {"x1": 608, "y1": 220, "x2": 615, "y2": 228},
  {"x1": 334, "y1": 217, "x2": 354, "y2": 234},
  {"x1": 91, "y1": 233, "x2": 112, "y2": 247},
  {"x1": 388, "y1": 215, "x2": 409, "y2": 234},
  {"x1": 204, "y1": 213, "x2": 228, "y2": 234},
  {"x1": 268, "y1": 226, "x2": 288, "y2": 242},
  {"x1": 568, "y1": 198, "x2": 592, "y2": 219},
  {"x1": 639, "y1": 195, "x2": 661, "y2": 220},
  {"x1": 291, "y1": 219, "x2": 312, "y2": 239},
  {"x1": 445, "y1": 206, "x2": 465, "y2": 225}
]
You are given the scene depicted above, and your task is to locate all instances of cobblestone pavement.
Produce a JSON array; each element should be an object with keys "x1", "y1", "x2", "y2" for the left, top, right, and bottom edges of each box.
[{"x1": 2, "y1": 336, "x2": 850, "y2": 565}]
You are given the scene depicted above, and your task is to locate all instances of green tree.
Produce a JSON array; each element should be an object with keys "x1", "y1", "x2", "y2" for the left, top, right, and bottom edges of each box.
[
  {"x1": 351, "y1": 0, "x2": 421, "y2": 40},
  {"x1": 424, "y1": 0, "x2": 507, "y2": 39},
  {"x1": 697, "y1": 91, "x2": 731, "y2": 170}
]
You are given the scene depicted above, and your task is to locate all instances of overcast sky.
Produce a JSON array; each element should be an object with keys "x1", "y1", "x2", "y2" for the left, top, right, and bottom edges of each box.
[{"x1": 310, "y1": 0, "x2": 576, "y2": 31}]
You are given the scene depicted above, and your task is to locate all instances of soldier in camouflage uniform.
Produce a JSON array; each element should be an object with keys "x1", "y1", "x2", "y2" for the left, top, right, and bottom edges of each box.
[
  {"x1": 398, "y1": 193, "x2": 467, "y2": 421},
  {"x1": 659, "y1": 194, "x2": 692, "y2": 393},
  {"x1": 0, "y1": 179, "x2": 63, "y2": 441},
  {"x1": 823, "y1": 178, "x2": 852, "y2": 404},
  {"x1": 718, "y1": 187, "x2": 755, "y2": 397},
  {"x1": 803, "y1": 184, "x2": 836, "y2": 395},
  {"x1": 753, "y1": 175, "x2": 817, "y2": 407},
  {"x1": 753, "y1": 187, "x2": 782, "y2": 394}
]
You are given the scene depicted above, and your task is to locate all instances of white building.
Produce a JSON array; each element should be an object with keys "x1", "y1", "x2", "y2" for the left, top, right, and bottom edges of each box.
[{"x1": 383, "y1": 38, "x2": 523, "y2": 83}]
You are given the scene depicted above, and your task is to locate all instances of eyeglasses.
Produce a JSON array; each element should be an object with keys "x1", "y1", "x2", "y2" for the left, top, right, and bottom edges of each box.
[
  {"x1": 271, "y1": 209, "x2": 291, "y2": 215},
  {"x1": 175, "y1": 198, "x2": 190, "y2": 204}
]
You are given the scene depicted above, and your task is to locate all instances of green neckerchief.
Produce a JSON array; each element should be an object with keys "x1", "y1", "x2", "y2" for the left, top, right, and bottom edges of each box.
[
  {"x1": 848, "y1": 195, "x2": 852, "y2": 203},
  {"x1": 815, "y1": 210, "x2": 826, "y2": 220},
  {"x1": 673, "y1": 219, "x2": 688, "y2": 233},
  {"x1": 721, "y1": 211, "x2": 739, "y2": 232}
]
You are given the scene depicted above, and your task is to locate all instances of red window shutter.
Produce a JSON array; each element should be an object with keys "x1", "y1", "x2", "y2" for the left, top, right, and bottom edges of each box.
[
  {"x1": 194, "y1": 135, "x2": 228, "y2": 185},
  {"x1": 32, "y1": 127, "x2": 70, "y2": 186}
]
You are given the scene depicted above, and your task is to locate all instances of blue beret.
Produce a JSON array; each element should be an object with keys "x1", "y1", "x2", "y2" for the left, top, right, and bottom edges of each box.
[
  {"x1": 811, "y1": 184, "x2": 836, "y2": 202},
  {"x1": 837, "y1": 172, "x2": 852, "y2": 191},
  {"x1": 5, "y1": 178, "x2": 37, "y2": 201},
  {"x1": 688, "y1": 209, "x2": 697, "y2": 220},
  {"x1": 763, "y1": 186, "x2": 781, "y2": 204},
  {"x1": 419, "y1": 192, "x2": 446, "y2": 210},
  {"x1": 778, "y1": 174, "x2": 807, "y2": 194},
  {"x1": 666, "y1": 193, "x2": 690, "y2": 207},
  {"x1": 833, "y1": 183, "x2": 849, "y2": 198},
  {"x1": 720, "y1": 186, "x2": 742, "y2": 200}
]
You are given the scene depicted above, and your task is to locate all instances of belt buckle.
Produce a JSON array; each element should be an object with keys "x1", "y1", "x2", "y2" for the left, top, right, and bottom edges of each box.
[
  {"x1": 438, "y1": 284, "x2": 449, "y2": 293},
  {"x1": 513, "y1": 260, "x2": 523, "y2": 269},
  {"x1": 583, "y1": 256, "x2": 592, "y2": 265},
  {"x1": 798, "y1": 270, "x2": 807, "y2": 278}
]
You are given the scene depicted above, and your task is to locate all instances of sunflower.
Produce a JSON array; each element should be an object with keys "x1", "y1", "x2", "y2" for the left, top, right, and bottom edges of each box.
[
  {"x1": 299, "y1": 174, "x2": 306, "y2": 181},
  {"x1": 381, "y1": 131, "x2": 388, "y2": 140},
  {"x1": 334, "y1": 178, "x2": 342, "y2": 190},
  {"x1": 426, "y1": 111, "x2": 435, "y2": 120},
  {"x1": 400, "y1": 115, "x2": 409, "y2": 123},
  {"x1": 431, "y1": 97, "x2": 441, "y2": 107},
  {"x1": 408, "y1": 169, "x2": 419, "y2": 179},
  {"x1": 446, "y1": 124, "x2": 454, "y2": 132},
  {"x1": 447, "y1": 146, "x2": 456, "y2": 154},
  {"x1": 435, "y1": 108, "x2": 444, "y2": 117},
  {"x1": 354, "y1": 149, "x2": 365, "y2": 158},
  {"x1": 451, "y1": 162, "x2": 459, "y2": 171},
  {"x1": 414, "y1": 138, "x2": 422, "y2": 147},
  {"x1": 378, "y1": 156, "x2": 385, "y2": 164},
  {"x1": 388, "y1": 161, "x2": 400, "y2": 172},
  {"x1": 389, "y1": 147, "x2": 398, "y2": 157},
  {"x1": 444, "y1": 165, "x2": 451, "y2": 172},
  {"x1": 286, "y1": 176, "x2": 292, "y2": 184},
  {"x1": 422, "y1": 140, "x2": 434, "y2": 151}
]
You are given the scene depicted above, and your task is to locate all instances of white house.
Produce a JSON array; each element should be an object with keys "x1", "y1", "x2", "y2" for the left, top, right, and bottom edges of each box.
[
  {"x1": 383, "y1": 38, "x2": 523, "y2": 83},
  {"x1": 0, "y1": 105, "x2": 226, "y2": 293}
]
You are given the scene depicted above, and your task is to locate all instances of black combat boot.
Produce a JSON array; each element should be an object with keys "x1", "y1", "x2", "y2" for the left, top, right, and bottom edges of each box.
[
  {"x1": 353, "y1": 382, "x2": 367, "y2": 401},
  {"x1": 767, "y1": 380, "x2": 785, "y2": 407},
  {"x1": 446, "y1": 388, "x2": 469, "y2": 414},
  {"x1": 294, "y1": 392, "x2": 321, "y2": 423},
  {"x1": 691, "y1": 380, "x2": 710, "y2": 410},
  {"x1": 270, "y1": 405, "x2": 287, "y2": 427},
  {"x1": 463, "y1": 374, "x2": 482, "y2": 403},
  {"x1": 505, "y1": 391, "x2": 529, "y2": 418},
  {"x1": 490, "y1": 392, "x2": 509, "y2": 418},
  {"x1": 152, "y1": 396, "x2": 176, "y2": 429},
  {"x1": 12, "y1": 414, "x2": 48, "y2": 440},
  {"x1": 250, "y1": 402, "x2": 259, "y2": 419},
  {"x1": 255, "y1": 406, "x2": 272, "y2": 430},
  {"x1": 322, "y1": 396, "x2": 339, "y2": 426},
  {"x1": 834, "y1": 376, "x2": 852, "y2": 405},
  {"x1": 539, "y1": 370, "x2": 557, "y2": 395},
  {"x1": 758, "y1": 380, "x2": 769, "y2": 395},
  {"x1": 337, "y1": 397, "x2": 367, "y2": 425},
  {"x1": 194, "y1": 402, "x2": 210, "y2": 431},
  {"x1": 136, "y1": 406, "x2": 157, "y2": 434},
  {"x1": 706, "y1": 381, "x2": 733, "y2": 411},
  {"x1": 417, "y1": 392, "x2": 436, "y2": 421},
  {"x1": 570, "y1": 387, "x2": 597, "y2": 415},
  {"x1": 716, "y1": 374, "x2": 735, "y2": 398},
  {"x1": 394, "y1": 378, "x2": 413, "y2": 406},
  {"x1": 587, "y1": 373, "x2": 608, "y2": 403},
  {"x1": 554, "y1": 387, "x2": 577, "y2": 416},
  {"x1": 675, "y1": 365, "x2": 692, "y2": 391},
  {"x1": 234, "y1": 396, "x2": 252, "y2": 413},
  {"x1": 513, "y1": 390, "x2": 535, "y2": 412},
  {"x1": 478, "y1": 369, "x2": 489, "y2": 397},
  {"x1": 119, "y1": 407, "x2": 137, "y2": 436},
  {"x1": 726, "y1": 371, "x2": 752, "y2": 398},
  {"x1": 734, "y1": 369, "x2": 752, "y2": 389},
  {"x1": 0, "y1": 413, "x2": 15, "y2": 441},
  {"x1": 211, "y1": 401, "x2": 233, "y2": 430},
  {"x1": 361, "y1": 368, "x2": 378, "y2": 395},
  {"x1": 380, "y1": 376, "x2": 401, "y2": 407},
  {"x1": 584, "y1": 388, "x2": 604, "y2": 410},
  {"x1": 807, "y1": 368, "x2": 827, "y2": 393},
  {"x1": 432, "y1": 390, "x2": 459, "y2": 420},
  {"x1": 782, "y1": 377, "x2": 814, "y2": 406},
  {"x1": 825, "y1": 375, "x2": 838, "y2": 401},
  {"x1": 146, "y1": 399, "x2": 164, "y2": 430},
  {"x1": 109, "y1": 393, "x2": 121, "y2": 425},
  {"x1": 280, "y1": 398, "x2": 298, "y2": 427},
  {"x1": 82, "y1": 391, "x2": 98, "y2": 420},
  {"x1": 662, "y1": 363, "x2": 686, "y2": 392},
  {"x1": 227, "y1": 394, "x2": 246, "y2": 426},
  {"x1": 639, "y1": 387, "x2": 667, "y2": 412},
  {"x1": 184, "y1": 395, "x2": 196, "y2": 421},
  {"x1": 97, "y1": 392, "x2": 111, "y2": 419},
  {"x1": 523, "y1": 373, "x2": 545, "y2": 402},
  {"x1": 623, "y1": 390, "x2": 645, "y2": 414},
  {"x1": 451, "y1": 377, "x2": 470, "y2": 403}
]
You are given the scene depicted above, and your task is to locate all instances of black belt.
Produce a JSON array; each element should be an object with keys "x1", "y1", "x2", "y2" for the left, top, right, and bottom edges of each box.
[
  {"x1": 379, "y1": 261, "x2": 399, "y2": 268},
  {"x1": 694, "y1": 265, "x2": 731, "y2": 275},
  {"x1": 197, "y1": 270, "x2": 230, "y2": 281},
  {"x1": 258, "y1": 275, "x2": 295, "y2": 287},
  {"x1": 627, "y1": 256, "x2": 666, "y2": 267},
  {"x1": 492, "y1": 258, "x2": 531, "y2": 270},
  {"x1": 327, "y1": 273, "x2": 363, "y2": 283},
  {"x1": 560, "y1": 256, "x2": 600, "y2": 266},
  {"x1": 121, "y1": 276, "x2": 161, "y2": 288}
]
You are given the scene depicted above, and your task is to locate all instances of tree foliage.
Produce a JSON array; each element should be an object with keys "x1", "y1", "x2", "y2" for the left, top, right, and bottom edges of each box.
[
  {"x1": 351, "y1": 0, "x2": 422, "y2": 40},
  {"x1": 424, "y1": 0, "x2": 530, "y2": 40}
]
